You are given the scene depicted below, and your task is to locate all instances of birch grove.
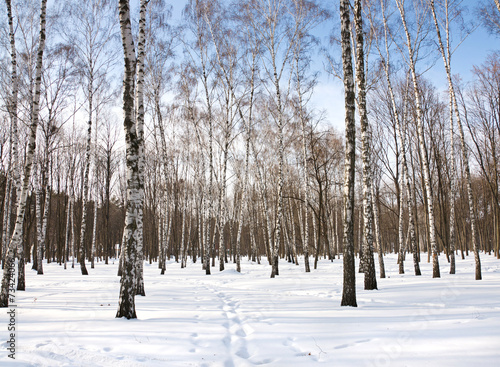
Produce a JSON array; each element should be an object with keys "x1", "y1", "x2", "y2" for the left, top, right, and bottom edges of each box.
[
  {"x1": 430, "y1": 0, "x2": 481, "y2": 280},
  {"x1": 0, "y1": 0, "x2": 497, "y2": 315}
]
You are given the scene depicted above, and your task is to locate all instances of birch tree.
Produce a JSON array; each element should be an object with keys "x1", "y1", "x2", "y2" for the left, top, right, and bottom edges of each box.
[
  {"x1": 477, "y1": 0, "x2": 500, "y2": 36},
  {"x1": 2, "y1": 0, "x2": 20, "y2": 274},
  {"x1": 116, "y1": 0, "x2": 148, "y2": 319},
  {"x1": 143, "y1": 0, "x2": 175, "y2": 272},
  {"x1": 354, "y1": 0, "x2": 377, "y2": 290},
  {"x1": 290, "y1": 0, "x2": 328, "y2": 273},
  {"x1": 366, "y1": 0, "x2": 422, "y2": 276},
  {"x1": 183, "y1": 0, "x2": 218, "y2": 275},
  {"x1": 395, "y1": 0, "x2": 440, "y2": 278},
  {"x1": 35, "y1": 168, "x2": 45, "y2": 274},
  {"x1": 462, "y1": 54, "x2": 500, "y2": 260},
  {"x1": 1, "y1": 0, "x2": 47, "y2": 307},
  {"x1": 242, "y1": 0, "x2": 302, "y2": 278},
  {"x1": 430, "y1": 0, "x2": 481, "y2": 279},
  {"x1": 204, "y1": 1, "x2": 263, "y2": 272},
  {"x1": 134, "y1": 0, "x2": 148, "y2": 297},
  {"x1": 59, "y1": 0, "x2": 118, "y2": 275},
  {"x1": 340, "y1": 0, "x2": 357, "y2": 307}
]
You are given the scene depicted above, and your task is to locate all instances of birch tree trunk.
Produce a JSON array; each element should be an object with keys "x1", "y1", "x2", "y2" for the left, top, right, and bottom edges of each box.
[
  {"x1": 249, "y1": 203, "x2": 259, "y2": 264},
  {"x1": 36, "y1": 174, "x2": 44, "y2": 275},
  {"x1": 235, "y1": 126, "x2": 251, "y2": 272},
  {"x1": 134, "y1": 0, "x2": 148, "y2": 296},
  {"x1": 79, "y1": 70, "x2": 93, "y2": 275},
  {"x1": 116, "y1": 0, "x2": 140, "y2": 319},
  {"x1": 446, "y1": 87, "x2": 457, "y2": 274},
  {"x1": 91, "y1": 111, "x2": 100, "y2": 269},
  {"x1": 70, "y1": 165, "x2": 76, "y2": 269},
  {"x1": 396, "y1": 0, "x2": 440, "y2": 278},
  {"x1": 371, "y1": 0, "x2": 421, "y2": 276},
  {"x1": 430, "y1": 0, "x2": 480, "y2": 279},
  {"x1": 397, "y1": 169, "x2": 405, "y2": 274},
  {"x1": 41, "y1": 178, "x2": 51, "y2": 273},
  {"x1": 340, "y1": 0, "x2": 357, "y2": 307},
  {"x1": 2, "y1": 0, "x2": 17, "y2": 267},
  {"x1": 1, "y1": 178, "x2": 12, "y2": 263},
  {"x1": 16, "y1": 220, "x2": 25, "y2": 291},
  {"x1": 371, "y1": 182, "x2": 386, "y2": 278},
  {"x1": 180, "y1": 181, "x2": 188, "y2": 269},
  {"x1": 1, "y1": 0, "x2": 47, "y2": 307},
  {"x1": 154, "y1": 91, "x2": 171, "y2": 275},
  {"x1": 295, "y1": 40, "x2": 311, "y2": 273},
  {"x1": 91, "y1": 185, "x2": 98, "y2": 269},
  {"x1": 217, "y1": 136, "x2": 229, "y2": 272},
  {"x1": 202, "y1": 62, "x2": 213, "y2": 276},
  {"x1": 401, "y1": 123, "x2": 421, "y2": 276},
  {"x1": 5, "y1": 0, "x2": 24, "y2": 289},
  {"x1": 64, "y1": 196, "x2": 72, "y2": 270},
  {"x1": 354, "y1": 0, "x2": 377, "y2": 290},
  {"x1": 252, "y1": 144, "x2": 273, "y2": 265}
]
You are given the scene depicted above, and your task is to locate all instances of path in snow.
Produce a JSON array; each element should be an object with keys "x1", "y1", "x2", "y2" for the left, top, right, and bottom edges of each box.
[{"x1": 1, "y1": 253, "x2": 499, "y2": 366}]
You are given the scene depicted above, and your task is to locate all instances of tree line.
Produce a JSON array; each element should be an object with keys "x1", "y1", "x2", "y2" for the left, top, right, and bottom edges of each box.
[{"x1": 0, "y1": 0, "x2": 499, "y2": 317}]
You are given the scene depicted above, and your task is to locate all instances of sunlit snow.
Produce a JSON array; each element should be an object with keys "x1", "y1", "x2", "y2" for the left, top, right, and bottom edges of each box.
[{"x1": 2, "y1": 254, "x2": 499, "y2": 366}]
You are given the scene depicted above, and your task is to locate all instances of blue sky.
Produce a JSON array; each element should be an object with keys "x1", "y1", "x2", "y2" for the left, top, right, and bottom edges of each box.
[{"x1": 169, "y1": 0, "x2": 497, "y2": 132}]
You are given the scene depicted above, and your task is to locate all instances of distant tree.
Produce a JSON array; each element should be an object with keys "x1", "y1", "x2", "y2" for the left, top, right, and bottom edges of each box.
[
  {"x1": 460, "y1": 53, "x2": 500, "y2": 261},
  {"x1": 182, "y1": 0, "x2": 217, "y2": 275},
  {"x1": 430, "y1": 0, "x2": 481, "y2": 279},
  {"x1": 59, "y1": 0, "x2": 118, "y2": 275},
  {"x1": 242, "y1": 0, "x2": 301, "y2": 278},
  {"x1": 477, "y1": 0, "x2": 500, "y2": 37},
  {"x1": 396, "y1": 0, "x2": 441, "y2": 278},
  {"x1": 366, "y1": 0, "x2": 421, "y2": 276}
]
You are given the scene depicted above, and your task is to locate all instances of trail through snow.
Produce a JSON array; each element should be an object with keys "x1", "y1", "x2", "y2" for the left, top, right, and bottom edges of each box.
[{"x1": 1, "y1": 253, "x2": 500, "y2": 366}]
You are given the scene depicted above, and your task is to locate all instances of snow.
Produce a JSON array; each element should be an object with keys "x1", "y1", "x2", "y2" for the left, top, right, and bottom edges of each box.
[{"x1": 2, "y1": 253, "x2": 500, "y2": 366}]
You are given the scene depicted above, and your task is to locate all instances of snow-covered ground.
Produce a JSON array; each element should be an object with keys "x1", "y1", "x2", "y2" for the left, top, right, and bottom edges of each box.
[{"x1": 1, "y1": 253, "x2": 500, "y2": 367}]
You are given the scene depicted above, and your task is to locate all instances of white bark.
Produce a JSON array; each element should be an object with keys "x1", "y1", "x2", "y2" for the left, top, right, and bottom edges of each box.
[
  {"x1": 397, "y1": 169, "x2": 405, "y2": 274},
  {"x1": 354, "y1": 0, "x2": 377, "y2": 290},
  {"x1": 180, "y1": 182, "x2": 189, "y2": 269},
  {"x1": 371, "y1": 182, "x2": 386, "y2": 278},
  {"x1": 370, "y1": 0, "x2": 421, "y2": 276},
  {"x1": 116, "y1": 0, "x2": 139, "y2": 319},
  {"x1": 35, "y1": 171, "x2": 45, "y2": 275},
  {"x1": 340, "y1": 0, "x2": 357, "y2": 307},
  {"x1": 396, "y1": 0, "x2": 440, "y2": 277},
  {"x1": 79, "y1": 75, "x2": 92, "y2": 275},
  {"x1": 154, "y1": 89, "x2": 171, "y2": 274},
  {"x1": 134, "y1": 0, "x2": 148, "y2": 296},
  {"x1": 1, "y1": 0, "x2": 47, "y2": 307},
  {"x1": 2, "y1": 179, "x2": 12, "y2": 261},
  {"x1": 430, "y1": 0, "x2": 480, "y2": 279},
  {"x1": 295, "y1": 32, "x2": 311, "y2": 273},
  {"x1": 2, "y1": 0, "x2": 18, "y2": 264},
  {"x1": 91, "y1": 183, "x2": 98, "y2": 269},
  {"x1": 64, "y1": 196, "x2": 72, "y2": 270},
  {"x1": 91, "y1": 110, "x2": 100, "y2": 269},
  {"x1": 217, "y1": 133, "x2": 229, "y2": 272},
  {"x1": 252, "y1": 143, "x2": 273, "y2": 265}
]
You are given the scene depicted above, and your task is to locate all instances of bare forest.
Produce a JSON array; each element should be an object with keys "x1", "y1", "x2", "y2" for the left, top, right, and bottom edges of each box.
[{"x1": 0, "y1": 0, "x2": 499, "y2": 319}]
